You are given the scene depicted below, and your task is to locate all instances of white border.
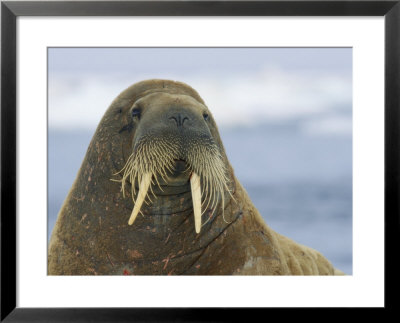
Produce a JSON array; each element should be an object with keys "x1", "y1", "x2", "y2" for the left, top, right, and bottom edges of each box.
[{"x1": 17, "y1": 17, "x2": 384, "y2": 307}]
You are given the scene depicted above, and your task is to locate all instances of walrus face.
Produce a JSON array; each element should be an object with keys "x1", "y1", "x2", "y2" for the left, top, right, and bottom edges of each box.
[{"x1": 115, "y1": 92, "x2": 232, "y2": 234}]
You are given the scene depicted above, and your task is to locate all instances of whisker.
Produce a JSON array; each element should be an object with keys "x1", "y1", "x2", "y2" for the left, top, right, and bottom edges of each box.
[{"x1": 112, "y1": 133, "x2": 232, "y2": 230}]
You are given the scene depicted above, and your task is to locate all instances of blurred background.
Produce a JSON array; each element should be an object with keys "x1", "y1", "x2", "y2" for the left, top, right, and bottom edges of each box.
[{"x1": 48, "y1": 47, "x2": 352, "y2": 274}]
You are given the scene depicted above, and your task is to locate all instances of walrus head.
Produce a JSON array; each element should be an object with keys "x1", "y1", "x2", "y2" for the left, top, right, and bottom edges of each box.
[
  {"x1": 49, "y1": 79, "x2": 248, "y2": 275},
  {"x1": 112, "y1": 81, "x2": 233, "y2": 233}
]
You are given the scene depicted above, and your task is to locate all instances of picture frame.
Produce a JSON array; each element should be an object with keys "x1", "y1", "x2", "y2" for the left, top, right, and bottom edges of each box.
[{"x1": 1, "y1": 0, "x2": 398, "y2": 320}]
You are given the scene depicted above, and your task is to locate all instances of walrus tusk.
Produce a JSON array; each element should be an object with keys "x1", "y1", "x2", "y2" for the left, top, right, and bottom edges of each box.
[
  {"x1": 128, "y1": 172, "x2": 152, "y2": 225},
  {"x1": 190, "y1": 172, "x2": 202, "y2": 234}
]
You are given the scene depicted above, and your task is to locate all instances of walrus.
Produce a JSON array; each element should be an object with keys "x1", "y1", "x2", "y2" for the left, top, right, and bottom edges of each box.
[{"x1": 48, "y1": 79, "x2": 344, "y2": 275}]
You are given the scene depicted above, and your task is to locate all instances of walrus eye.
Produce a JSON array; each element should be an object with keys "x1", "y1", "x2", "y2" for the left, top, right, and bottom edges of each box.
[
  {"x1": 203, "y1": 113, "x2": 209, "y2": 121},
  {"x1": 131, "y1": 108, "x2": 141, "y2": 120}
]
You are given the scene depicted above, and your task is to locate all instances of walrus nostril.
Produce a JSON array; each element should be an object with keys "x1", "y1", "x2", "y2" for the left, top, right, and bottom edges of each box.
[{"x1": 169, "y1": 113, "x2": 189, "y2": 128}]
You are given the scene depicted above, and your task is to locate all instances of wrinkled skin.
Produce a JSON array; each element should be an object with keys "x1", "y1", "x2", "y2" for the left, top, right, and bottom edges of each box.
[{"x1": 48, "y1": 79, "x2": 344, "y2": 275}]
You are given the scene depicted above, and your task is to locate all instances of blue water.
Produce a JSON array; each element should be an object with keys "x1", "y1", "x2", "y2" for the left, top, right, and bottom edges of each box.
[{"x1": 48, "y1": 125, "x2": 352, "y2": 274}]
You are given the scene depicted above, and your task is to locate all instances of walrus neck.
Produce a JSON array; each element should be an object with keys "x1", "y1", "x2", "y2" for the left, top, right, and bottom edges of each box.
[{"x1": 112, "y1": 187, "x2": 242, "y2": 275}]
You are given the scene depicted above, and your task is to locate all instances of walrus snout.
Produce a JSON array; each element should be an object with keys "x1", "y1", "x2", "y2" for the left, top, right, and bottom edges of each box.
[
  {"x1": 115, "y1": 90, "x2": 232, "y2": 233},
  {"x1": 168, "y1": 113, "x2": 190, "y2": 128},
  {"x1": 163, "y1": 106, "x2": 206, "y2": 132}
]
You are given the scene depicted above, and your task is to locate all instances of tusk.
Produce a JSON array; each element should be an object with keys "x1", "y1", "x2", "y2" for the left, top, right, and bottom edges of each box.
[
  {"x1": 190, "y1": 172, "x2": 202, "y2": 234},
  {"x1": 128, "y1": 172, "x2": 152, "y2": 225}
]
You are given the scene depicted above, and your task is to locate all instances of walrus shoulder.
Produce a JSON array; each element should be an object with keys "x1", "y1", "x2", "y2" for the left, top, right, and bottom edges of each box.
[{"x1": 273, "y1": 232, "x2": 339, "y2": 275}]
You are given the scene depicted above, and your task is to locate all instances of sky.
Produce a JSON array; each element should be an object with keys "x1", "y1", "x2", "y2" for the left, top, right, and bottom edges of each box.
[{"x1": 48, "y1": 47, "x2": 352, "y2": 135}]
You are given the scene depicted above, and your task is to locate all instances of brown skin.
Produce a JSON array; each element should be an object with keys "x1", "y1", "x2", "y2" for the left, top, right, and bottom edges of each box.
[{"x1": 48, "y1": 79, "x2": 344, "y2": 275}]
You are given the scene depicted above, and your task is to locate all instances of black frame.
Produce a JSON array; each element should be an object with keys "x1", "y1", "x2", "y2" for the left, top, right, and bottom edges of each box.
[{"x1": 1, "y1": 0, "x2": 399, "y2": 320}]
